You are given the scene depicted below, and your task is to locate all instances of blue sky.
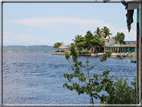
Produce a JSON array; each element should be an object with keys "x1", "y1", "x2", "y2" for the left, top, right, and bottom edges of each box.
[{"x1": 3, "y1": 2, "x2": 137, "y2": 46}]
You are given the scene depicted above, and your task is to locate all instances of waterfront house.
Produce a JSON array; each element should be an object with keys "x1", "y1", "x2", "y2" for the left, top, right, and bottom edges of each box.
[
  {"x1": 105, "y1": 43, "x2": 136, "y2": 53},
  {"x1": 105, "y1": 38, "x2": 136, "y2": 53}
]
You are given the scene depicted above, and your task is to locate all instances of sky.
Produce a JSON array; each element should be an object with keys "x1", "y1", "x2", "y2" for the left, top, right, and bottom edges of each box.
[{"x1": 3, "y1": 1, "x2": 137, "y2": 46}]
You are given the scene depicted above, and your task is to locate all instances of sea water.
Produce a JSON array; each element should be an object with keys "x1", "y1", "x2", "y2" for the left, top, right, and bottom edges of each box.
[{"x1": 2, "y1": 46, "x2": 136, "y2": 104}]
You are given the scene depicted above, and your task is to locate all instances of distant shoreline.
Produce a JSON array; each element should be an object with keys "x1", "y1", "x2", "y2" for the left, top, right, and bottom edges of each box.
[{"x1": 44, "y1": 51, "x2": 136, "y2": 58}]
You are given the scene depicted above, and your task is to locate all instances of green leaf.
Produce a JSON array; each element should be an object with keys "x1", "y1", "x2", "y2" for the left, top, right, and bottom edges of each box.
[
  {"x1": 63, "y1": 83, "x2": 67, "y2": 88},
  {"x1": 65, "y1": 53, "x2": 70, "y2": 60}
]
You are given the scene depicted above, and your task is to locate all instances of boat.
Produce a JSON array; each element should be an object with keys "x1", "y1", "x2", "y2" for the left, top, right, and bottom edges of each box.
[
  {"x1": 98, "y1": 53, "x2": 105, "y2": 56},
  {"x1": 130, "y1": 59, "x2": 136, "y2": 63},
  {"x1": 117, "y1": 55, "x2": 121, "y2": 57},
  {"x1": 91, "y1": 54, "x2": 98, "y2": 57},
  {"x1": 122, "y1": 55, "x2": 127, "y2": 57}
]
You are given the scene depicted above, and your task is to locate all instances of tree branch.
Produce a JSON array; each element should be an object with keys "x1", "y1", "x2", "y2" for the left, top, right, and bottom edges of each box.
[
  {"x1": 77, "y1": 65, "x2": 88, "y2": 74},
  {"x1": 89, "y1": 60, "x2": 101, "y2": 70}
]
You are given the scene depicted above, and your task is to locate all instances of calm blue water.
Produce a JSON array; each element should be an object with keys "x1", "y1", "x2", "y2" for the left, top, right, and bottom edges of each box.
[{"x1": 3, "y1": 46, "x2": 136, "y2": 104}]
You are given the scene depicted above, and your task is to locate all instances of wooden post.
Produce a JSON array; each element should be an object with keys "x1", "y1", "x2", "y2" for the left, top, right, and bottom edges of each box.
[
  {"x1": 124, "y1": 47, "x2": 125, "y2": 53},
  {"x1": 137, "y1": 7, "x2": 142, "y2": 104},
  {"x1": 113, "y1": 47, "x2": 114, "y2": 53}
]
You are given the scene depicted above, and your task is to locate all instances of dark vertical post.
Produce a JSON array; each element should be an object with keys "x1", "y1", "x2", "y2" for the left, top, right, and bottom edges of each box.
[
  {"x1": 136, "y1": 9, "x2": 139, "y2": 104},
  {"x1": 1, "y1": 2, "x2": 3, "y2": 107},
  {"x1": 136, "y1": 7, "x2": 142, "y2": 104},
  {"x1": 139, "y1": 8, "x2": 142, "y2": 105}
]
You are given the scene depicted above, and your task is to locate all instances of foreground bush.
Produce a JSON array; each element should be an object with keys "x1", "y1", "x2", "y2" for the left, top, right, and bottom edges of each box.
[{"x1": 105, "y1": 75, "x2": 136, "y2": 104}]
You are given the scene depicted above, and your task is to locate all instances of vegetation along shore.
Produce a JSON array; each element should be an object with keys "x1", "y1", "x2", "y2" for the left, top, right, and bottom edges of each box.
[{"x1": 46, "y1": 26, "x2": 136, "y2": 59}]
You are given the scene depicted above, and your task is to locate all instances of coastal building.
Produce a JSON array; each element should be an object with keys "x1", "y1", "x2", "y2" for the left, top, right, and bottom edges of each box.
[
  {"x1": 105, "y1": 43, "x2": 136, "y2": 53},
  {"x1": 58, "y1": 44, "x2": 69, "y2": 51},
  {"x1": 104, "y1": 38, "x2": 137, "y2": 53},
  {"x1": 105, "y1": 38, "x2": 117, "y2": 46}
]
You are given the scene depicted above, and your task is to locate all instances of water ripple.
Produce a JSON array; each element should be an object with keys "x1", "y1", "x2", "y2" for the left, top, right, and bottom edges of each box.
[{"x1": 3, "y1": 51, "x2": 136, "y2": 104}]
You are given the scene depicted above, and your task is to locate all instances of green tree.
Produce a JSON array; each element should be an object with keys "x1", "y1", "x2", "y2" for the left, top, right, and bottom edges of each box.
[
  {"x1": 83, "y1": 31, "x2": 94, "y2": 49},
  {"x1": 74, "y1": 31, "x2": 104, "y2": 53},
  {"x1": 105, "y1": 75, "x2": 136, "y2": 104},
  {"x1": 101, "y1": 26, "x2": 112, "y2": 38},
  {"x1": 64, "y1": 43, "x2": 113, "y2": 105},
  {"x1": 53, "y1": 42, "x2": 63, "y2": 51},
  {"x1": 84, "y1": 31, "x2": 104, "y2": 53},
  {"x1": 94, "y1": 27, "x2": 102, "y2": 38},
  {"x1": 114, "y1": 32, "x2": 126, "y2": 44},
  {"x1": 91, "y1": 34, "x2": 104, "y2": 53},
  {"x1": 74, "y1": 34, "x2": 85, "y2": 54}
]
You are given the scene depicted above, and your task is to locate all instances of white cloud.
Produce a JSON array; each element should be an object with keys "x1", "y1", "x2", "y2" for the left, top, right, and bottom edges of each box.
[
  {"x1": 4, "y1": 32, "x2": 19, "y2": 36},
  {"x1": 3, "y1": 32, "x2": 53, "y2": 45},
  {"x1": 7, "y1": 16, "x2": 136, "y2": 42},
  {"x1": 7, "y1": 16, "x2": 103, "y2": 27}
]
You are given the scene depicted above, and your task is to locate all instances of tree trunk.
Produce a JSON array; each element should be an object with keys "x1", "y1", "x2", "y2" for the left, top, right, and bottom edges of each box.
[
  {"x1": 91, "y1": 48, "x2": 94, "y2": 53},
  {"x1": 94, "y1": 46, "x2": 97, "y2": 53},
  {"x1": 79, "y1": 48, "x2": 81, "y2": 55}
]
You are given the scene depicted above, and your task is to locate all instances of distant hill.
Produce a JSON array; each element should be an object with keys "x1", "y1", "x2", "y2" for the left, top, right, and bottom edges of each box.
[
  {"x1": 4, "y1": 45, "x2": 53, "y2": 47},
  {"x1": 4, "y1": 45, "x2": 26, "y2": 47}
]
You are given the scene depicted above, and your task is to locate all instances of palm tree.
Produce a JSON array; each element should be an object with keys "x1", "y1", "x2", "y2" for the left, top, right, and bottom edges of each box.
[
  {"x1": 101, "y1": 26, "x2": 112, "y2": 38},
  {"x1": 94, "y1": 27, "x2": 102, "y2": 38}
]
